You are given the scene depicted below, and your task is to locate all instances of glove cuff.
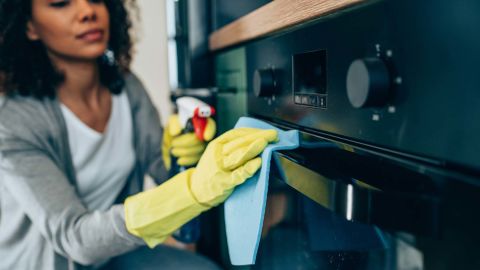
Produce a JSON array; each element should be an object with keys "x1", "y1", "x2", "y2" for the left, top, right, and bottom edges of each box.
[{"x1": 124, "y1": 169, "x2": 210, "y2": 248}]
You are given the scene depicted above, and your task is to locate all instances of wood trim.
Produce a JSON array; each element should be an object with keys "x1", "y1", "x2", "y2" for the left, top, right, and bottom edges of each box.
[{"x1": 209, "y1": 0, "x2": 365, "y2": 52}]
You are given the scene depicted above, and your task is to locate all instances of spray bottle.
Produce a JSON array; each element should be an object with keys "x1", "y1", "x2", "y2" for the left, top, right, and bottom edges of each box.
[{"x1": 170, "y1": 97, "x2": 215, "y2": 244}]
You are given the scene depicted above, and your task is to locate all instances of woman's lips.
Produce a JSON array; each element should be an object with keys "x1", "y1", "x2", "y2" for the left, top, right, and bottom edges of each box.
[{"x1": 77, "y1": 29, "x2": 104, "y2": 42}]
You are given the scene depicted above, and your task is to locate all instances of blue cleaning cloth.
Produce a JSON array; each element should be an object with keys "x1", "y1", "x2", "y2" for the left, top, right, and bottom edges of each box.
[{"x1": 224, "y1": 117, "x2": 300, "y2": 266}]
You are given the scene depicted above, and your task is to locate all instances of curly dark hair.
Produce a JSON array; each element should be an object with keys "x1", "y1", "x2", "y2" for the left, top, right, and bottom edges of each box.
[{"x1": 0, "y1": 0, "x2": 137, "y2": 99}]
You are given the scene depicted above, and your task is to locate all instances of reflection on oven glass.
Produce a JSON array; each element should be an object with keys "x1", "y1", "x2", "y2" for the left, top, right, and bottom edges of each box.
[{"x1": 252, "y1": 182, "x2": 424, "y2": 270}]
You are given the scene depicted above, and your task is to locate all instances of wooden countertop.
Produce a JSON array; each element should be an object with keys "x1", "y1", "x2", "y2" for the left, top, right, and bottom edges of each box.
[{"x1": 209, "y1": 0, "x2": 366, "y2": 52}]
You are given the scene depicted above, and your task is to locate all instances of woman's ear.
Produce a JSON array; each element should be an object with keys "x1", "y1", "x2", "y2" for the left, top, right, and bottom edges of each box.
[{"x1": 26, "y1": 21, "x2": 40, "y2": 41}]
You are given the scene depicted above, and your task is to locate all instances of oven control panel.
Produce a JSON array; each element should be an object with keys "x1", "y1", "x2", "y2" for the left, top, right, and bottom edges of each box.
[{"x1": 246, "y1": 0, "x2": 480, "y2": 171}]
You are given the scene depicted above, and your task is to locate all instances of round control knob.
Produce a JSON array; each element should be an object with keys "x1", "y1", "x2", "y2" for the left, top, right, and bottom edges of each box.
[
  {"x1": 253, "y1": 68, "x2": 276, "y2": 97},
  {"x1": 346, "y1": 58, "x2": 391, "y2": 108}
]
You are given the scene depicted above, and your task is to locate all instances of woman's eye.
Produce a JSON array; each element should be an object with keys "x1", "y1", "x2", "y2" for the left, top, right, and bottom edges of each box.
[
  {"x1": 89, "y1": 0, "x2": 104, "y2": 3},
  {"x1": 49, "y1": 1, "x2": 70, "y2": 8}
]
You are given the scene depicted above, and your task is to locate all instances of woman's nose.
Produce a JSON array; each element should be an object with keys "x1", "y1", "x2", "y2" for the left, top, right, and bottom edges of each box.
[{"x1": 77, "y1": 0, "x2": 97, "y2": 22}]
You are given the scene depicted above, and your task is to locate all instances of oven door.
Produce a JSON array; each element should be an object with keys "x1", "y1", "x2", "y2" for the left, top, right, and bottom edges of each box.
[{"x1": 246, "y1": 130, "x2": 480, "y2": 270}]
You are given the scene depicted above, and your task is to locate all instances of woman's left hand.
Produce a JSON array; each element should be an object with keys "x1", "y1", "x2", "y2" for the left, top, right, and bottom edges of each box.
[{"x1": 161, "y1": 114, "x2": 216, "y2": 170}]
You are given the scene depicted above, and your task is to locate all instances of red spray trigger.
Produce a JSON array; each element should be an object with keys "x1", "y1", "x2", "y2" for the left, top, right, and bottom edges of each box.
[{"x1": 192, "y1": 106, "x2": 215, "y2": 141}]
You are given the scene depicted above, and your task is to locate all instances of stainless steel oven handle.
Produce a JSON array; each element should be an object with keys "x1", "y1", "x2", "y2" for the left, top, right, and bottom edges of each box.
[{"x1": 271, "y1": 150, "x2": 441, "y2": 237}]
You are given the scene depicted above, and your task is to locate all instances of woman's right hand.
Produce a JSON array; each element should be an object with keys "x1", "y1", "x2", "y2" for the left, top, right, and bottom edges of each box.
[
  {"x1": 189, "y1": 128, "x2": 278, "y2": 207},
  {"x1": 125, "y1": 127, "x2": 277, "y2": 247}
]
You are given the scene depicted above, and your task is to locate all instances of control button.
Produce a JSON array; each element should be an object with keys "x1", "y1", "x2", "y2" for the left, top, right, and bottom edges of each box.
[
  {"x1": 309, "y1": 95, "x2": 318, "y2": 106},
  {"x1": 319, "y1": 96, "x2": 327, "y2": 108},
  {"x1": 346, "y1": 58, "x2": 390, "y2": 108},
  {"x1": 254, "y1": 68, "x2": 276, "y2": 97},
  {"x1": 301, "y1": 95, "x2": 309, "y2": 105},
  {"x1": 294, "y1": 95, "x2": 301, "y2": 104}
]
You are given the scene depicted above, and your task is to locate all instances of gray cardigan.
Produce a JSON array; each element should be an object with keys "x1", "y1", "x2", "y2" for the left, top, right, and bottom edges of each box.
[{"x1": 0, "y1": 74, "x2": 169, "y2": 269}]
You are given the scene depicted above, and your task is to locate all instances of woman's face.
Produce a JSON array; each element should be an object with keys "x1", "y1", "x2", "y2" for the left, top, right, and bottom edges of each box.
[{"x1": 27, "y1": 0, "x2": 110, "y2": 61}]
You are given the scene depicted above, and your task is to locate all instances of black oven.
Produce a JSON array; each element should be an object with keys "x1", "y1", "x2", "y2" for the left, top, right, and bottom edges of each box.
[
  {"x1": 250, "y1": 134, "x2": 480, "y2": 269},
  {"x1": 242, "y1": 0, "x2": 480, "y2": 269}
]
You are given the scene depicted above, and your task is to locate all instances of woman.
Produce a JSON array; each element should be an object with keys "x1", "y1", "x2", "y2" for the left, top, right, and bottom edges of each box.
[{"x1": 0, "y1": 0, "x2": 277, "y2": 269}]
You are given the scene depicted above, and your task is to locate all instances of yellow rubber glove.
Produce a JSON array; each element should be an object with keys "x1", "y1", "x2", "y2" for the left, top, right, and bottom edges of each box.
[
  {"x1": 161, "y1": 115, "x2": 216, "y2": 170},
  {"x1": 190, "y1": 128, "x2": 278, "y2": 207},
  {"x1": 125, "y1": 128, "x2": 278, "y2": 247}
]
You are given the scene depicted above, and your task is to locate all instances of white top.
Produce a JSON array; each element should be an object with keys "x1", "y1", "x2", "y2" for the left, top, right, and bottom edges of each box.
[{"x1": 60, "y1": 92, "x2": 135, "y2": 210}]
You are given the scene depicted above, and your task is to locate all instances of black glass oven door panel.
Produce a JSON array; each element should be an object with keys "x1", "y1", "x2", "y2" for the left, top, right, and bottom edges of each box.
[
  {"x1": 249, "y1": 137, "x2": 480, "y2": 270},
  {"x1": 253, "y1": 189, "x2": 391, "y2": 270}
]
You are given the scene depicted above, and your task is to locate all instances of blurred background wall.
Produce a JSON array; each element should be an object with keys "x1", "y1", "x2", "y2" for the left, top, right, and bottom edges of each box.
[{"x1": 130, "y1": 0, "x2": 172, "y2": 126}]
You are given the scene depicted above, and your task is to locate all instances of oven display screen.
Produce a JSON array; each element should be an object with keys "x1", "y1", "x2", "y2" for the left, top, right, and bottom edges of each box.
[{"x1": 293, "y1": 50, "x2": 327, "y2": 95}]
